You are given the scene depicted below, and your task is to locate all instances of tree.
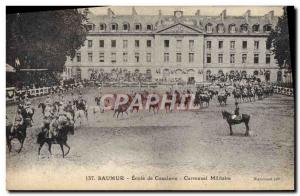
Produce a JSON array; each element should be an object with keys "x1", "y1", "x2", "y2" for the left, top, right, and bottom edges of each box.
[
  {"x1": 267, "y1": 7, "x2": 291, "y2": 69},
  {"x1": 6, "y1": 8, "x2": 89, "y2": 71}
]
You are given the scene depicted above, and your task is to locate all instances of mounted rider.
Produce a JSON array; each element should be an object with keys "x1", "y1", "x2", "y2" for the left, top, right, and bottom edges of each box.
[
  {"x1": 232, "y1": 102, "x2": 241, "y2": 120},
  {"x1": 11, "y1": 109, "x2": 24, "y2": 134}
]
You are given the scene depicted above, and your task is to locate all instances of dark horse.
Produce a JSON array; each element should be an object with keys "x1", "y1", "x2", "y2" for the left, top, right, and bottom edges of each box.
[
  {"x1": 217, "y1": 92, "x2": 230, "y2": 106},
  {"x1": 221, "y1": 110, "x2": 250, "y2": 136},
  {"x1": 37, "y1": 123, "x2": 74, "y2": 158},
  {"x1": 38, "y1": 102, "x2": 46, "y2": 115},
  {"x1": 6, "y1": 118, "x2": 30, "y2": 153}
]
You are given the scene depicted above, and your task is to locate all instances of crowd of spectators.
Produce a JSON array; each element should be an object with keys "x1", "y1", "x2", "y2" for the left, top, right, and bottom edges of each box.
[
  {"x1": 90, "y1": 68, "x2": 152, "y2": 83},
  {"x1": 6, "y1": 71, "x2": 60, "y2": 90}
]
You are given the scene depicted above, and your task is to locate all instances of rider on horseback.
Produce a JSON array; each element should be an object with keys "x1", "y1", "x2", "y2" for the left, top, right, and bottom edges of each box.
[
  {"x1": 11, "y1": 109, "x2": 23, "y2": 134},
  {"x1": 45, "y1": 95, "x2": 52, "y2": 106},
  {"x1": 232, "y1": 102, "x2": 240, "y2": 120}
]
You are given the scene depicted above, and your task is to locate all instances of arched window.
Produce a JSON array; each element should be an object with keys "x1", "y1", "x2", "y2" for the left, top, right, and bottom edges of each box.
[
  {"x1": 206, "y1": 23, "x2": 213, "y2": 33},
  {"x1": 263, "y1": 24, "x2": 272, "y2": 32},
  {"x1": 240, "y1": 24, "x2": 249, "y2": 33},
  {"x1": 87, "y1": 23, "x2": 95, "y2": 31},
  {"x1": 228, "y1": 24, "x2": 236, "y2": 33},
  {"x1": 217, "y1": 24, "x2": 225, "y2": 33},
  {"x1": 99, "y1": 23, "x2": 106, "y2": 31},
  {"x1": 111, "y1": 23, "x2": 118, "y2": 31},
  {"x1": 252, "y1": 24, "x2": 260, "y2": 33},
  {"x1": 242, "y1": 70, "x2": 247, "y2": 76},
  {"x1": 253, "y1": 70, "x2": 259, "y2": 76},
  {"x1": 206, "y1": 70, "x2": 211, "y2": 80},
  {"x1": 218, "y1": 70, "x2": 224, "y2": 75},
  {"x1": 135, "y1": 23, "x2": 142, "y2": 31},
  {"x1": 265, "y1": 71, "x2": 271, "y2": 81},
  {"x1": 123, "y1": 23, "x2": 130, "y2": 31}
]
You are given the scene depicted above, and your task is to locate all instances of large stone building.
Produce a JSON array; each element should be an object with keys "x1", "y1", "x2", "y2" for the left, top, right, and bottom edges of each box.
[{"x1": 64, "y1": 8, "x2": 286, "y2": 83}]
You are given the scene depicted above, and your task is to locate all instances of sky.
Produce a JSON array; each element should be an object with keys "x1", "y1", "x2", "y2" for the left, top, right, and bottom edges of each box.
[{"x1": 89, "y1": 6, "x2": 284, "y2": 16}]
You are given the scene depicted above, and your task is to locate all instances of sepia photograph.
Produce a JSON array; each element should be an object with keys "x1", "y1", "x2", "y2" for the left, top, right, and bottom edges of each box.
[{"x1": 5, "y1": 5, "x2": 295, "y2": 191}]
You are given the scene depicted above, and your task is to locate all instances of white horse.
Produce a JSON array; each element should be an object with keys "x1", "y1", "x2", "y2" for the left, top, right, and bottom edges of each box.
[{"x1": 74, "y1": 102, "x2": 88, "y2": 126}]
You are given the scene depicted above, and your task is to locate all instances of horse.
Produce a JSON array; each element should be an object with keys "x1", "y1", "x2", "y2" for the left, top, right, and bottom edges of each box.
[
  {"x1": 217, "y1": 93, "x2": 229, "y2": 106},
  {"x1": 37, "y1": 122, "x2": 74, "y2": 158},
  {"x1": 74, "y1": 100, "x2": 88, "y2": 125},
  {"x1": 113, "y1": 102, "x2": 130, "y2": 118},
  {"x1": 199, "y1": 94, "x2": 210, "y2": 107},
  {"x1": 6, "y1": 118, "x2": 29, "y2": 153},
  {"x1": 149, "y1": 96, "x2": 160, "y2": 114},
  {"x1": 38, "y1": 102, "x2": 46, "y2": 115},
  {"x1": 221, "y1": 110, "x2": 250, "y2": 136},
  {"x1": 232, "y1": 90, "x2": 242, "y2": 103},
  {"x1": 248, "y1": 88, "x2": 256, "y2": 102}
]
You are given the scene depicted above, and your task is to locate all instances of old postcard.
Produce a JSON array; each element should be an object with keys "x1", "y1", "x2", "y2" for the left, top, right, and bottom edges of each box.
[{"x1": 6, "y1": 6, "x2": 295, "y2": 190}]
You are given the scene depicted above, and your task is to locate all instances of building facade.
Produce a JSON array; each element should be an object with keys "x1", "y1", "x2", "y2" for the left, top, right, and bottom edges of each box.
[{"x1": 64, "y1": 8, "x2": 286, "y2": 83}]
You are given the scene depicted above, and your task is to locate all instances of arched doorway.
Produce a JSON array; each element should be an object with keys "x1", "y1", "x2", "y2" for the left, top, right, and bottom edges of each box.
[{"x1": 206, "y1": 70, "x2": 211, "y2": 81}]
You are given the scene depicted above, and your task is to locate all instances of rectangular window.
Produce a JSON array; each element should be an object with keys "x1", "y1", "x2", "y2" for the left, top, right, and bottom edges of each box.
[
  {"x1": 230, "y1": 54, "x2": 235, "y2": 64},
  {"x1": 242, "y1": 54, "x2": 247, "y2": 64},
  {"x1": 111, "y1": 53, "x2": 116, "y2": 63},
  {"x1": 164, "y1": 40, "x2": 169, "y2": 48},
  {"x1": 146, "y1": 40, "x2": 152, "y2": 48},
  {"x1": 230, "y1": 41, "x2": 235, "y2": 49},
  {"x1": 206, "y1": 41, "x2": 211, "y2": 49},
  {"x1": 76, "y1": 52, "x2": 81, "y2": 62},
  {"x1": 111, "y1": 40, "x2": 116, "y2": 48},
  {"x1": 218, "y1": 54, "x2": 223, "y2": 63},
  {"x1": 242, "y1": 41, "x2": 247, "y2": 49},
  {"x1": 206, "y1": 54, "x2": 211, "y2": 63},
  {"x1": 88, "y1": 40, "x2": 93, "y2": 48},
  {"x1": 266, "y1": 54, "x2": 271, "y2": 64},
  {"x1": 189, "y1": 40, "x2": 194, "y2": 50},
  {"x1": 88, "y1": 52, "x2": 93, "y2": 62},
  {"x1": 146, "y1": 53, "x2": 151, "y2": 62},
  {"x1": 218, "y1": 41, "x2": 223, "y2": 49},
  {"x1": 177, "y1": 40, "x2": 182, "y2": 48},
  {"x1": 135, "y1": 53, "x2": 140, "y2": 63},
  {"x1": 99, "y1": 40, "x2": 104, "y2": 48},
  {"x1": 111, "y1": 24, "x2": 117, "y2": 31},
  {"x1": 135, "y1": 24, "x2": 141, "y2": 31},
  {"x1": 99, "y1": 24, "x2": 105, "y2": 31},
  {"x1": 254, "y1": 54, "x2": 259, "y2": 64},
  {"x1": 123, "y1": 52, "x2": 128, "y2": 62},
  {"x1": 123, "y1": 40, "x2": 128, "y2": 49},
  {"x1": 176, "y1": 53, "x2": 182, "y2": 63},
  {"x1": 147, "y1": 25, "x2": 152, "y2": 30},
  {"x1": 189, "y1": 53, "x2": 194, "y2": 63},
  {"x1": 254, "y1": 41, "x2": 259, "y2": 50},
  {"x1": 164, "y1": 53, "x2": 169, "y2": 62},
  {"x1": 99, "y1": 53, "x2": 104, "y2": 62},
  {"x1": 135, "y1": 40, "x2": 140, "y2": 48}
]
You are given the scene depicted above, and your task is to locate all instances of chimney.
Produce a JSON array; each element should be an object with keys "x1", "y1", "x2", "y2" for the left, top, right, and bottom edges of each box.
[
  {"x1": 244, "y1": 10, "x2": 251, "y2": 22},
  {"x1": 195, "y1": 9, "x2": 200, "y2": 16},
  {"x1": 220, "y1": 9, "x2": 226, "y2": 21},
  {"x1": 107, "y1": 8, "x2": 115, "y2": 17},
  {"x1": 132, "y1": 7, "x2": 138, "y2": 16},
  {"x1": 265, "y1": 10, "x2": 274, "y2": 21}
]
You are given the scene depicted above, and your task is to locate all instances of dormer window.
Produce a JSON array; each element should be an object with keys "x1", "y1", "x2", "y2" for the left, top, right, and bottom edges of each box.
[
  {"x1": 252, "y1": 24, "x2": 260, "y2": 33},
  {"x1": 240, "y1": 24, "x2": 249, "y2": 33},
  {"x1": 217, "y1": 24, "x2": 225, "y2": 33},
  {"x1": 263, "y1": 24, "x2": 272, "y2": 32},
  {"x1": 229, "y1": 24, "x2": 236, "y2": 33},
  {"x1": 99, "y1": 23, "x2": 106, "y2": 31},
  {"x1": 111, "y1": 23, "x2": 118, "y2": 31},
  {"x1": 123, "y1": 23, "x2": 129, "y2": 31},
  {"x1": 206, "y1": 23, "x2": 213, "y2": 33},
  {"x1": 135, "y1": 23, "x2": 142, "y2": 31},
  {"x1": 87, "y1": 23, "x2": 95, "y2": 31},
  {"x1": 146, "y1": 24, "x2": 153, "y2": 31}
]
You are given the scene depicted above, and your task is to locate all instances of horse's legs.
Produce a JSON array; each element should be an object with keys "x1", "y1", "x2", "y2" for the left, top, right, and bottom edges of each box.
[
  {"x1": 38, "y1": 142, "x2": 44, "y2": 156},
  {"x1": 7, "y1": 139, "x2": 12, "y2": 153},
  {"x1": 64, "y1": 143, "x2": 71, "y2": 156},
  {"x1": 59, "y1": 143, "x2": 65, "y2": 158},
  {"x1": 229, "y1": 124, "x2": 233, "y2": 136},
  {"x1": 17, "y1": 137, "x2": 25, "y2": 153},
  {"x1": 48, "y1": 142, "x2": 52, "y2": 155},
  {"x1": 245, "y1": 122, "x2": 250, "y2": 136}
]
